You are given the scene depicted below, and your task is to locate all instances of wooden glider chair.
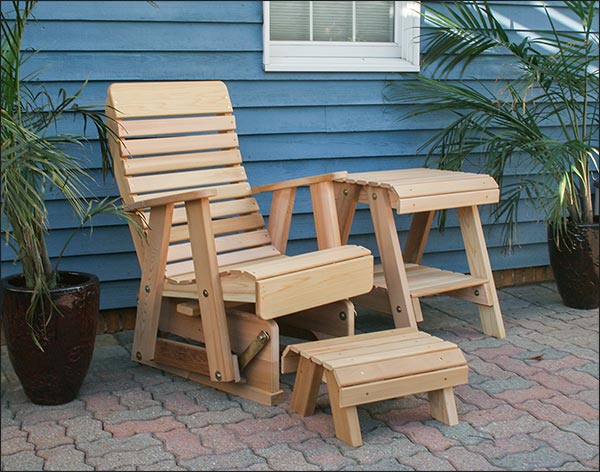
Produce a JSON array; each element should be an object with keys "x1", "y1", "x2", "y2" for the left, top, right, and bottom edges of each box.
[{"x1": 105, "y1": 81, "x2": 374, "y2": 405}]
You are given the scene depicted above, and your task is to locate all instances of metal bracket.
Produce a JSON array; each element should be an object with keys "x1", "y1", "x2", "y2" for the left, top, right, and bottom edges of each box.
[{"x1": 237, "y1": 330, "x2": 270, "y2": 371}]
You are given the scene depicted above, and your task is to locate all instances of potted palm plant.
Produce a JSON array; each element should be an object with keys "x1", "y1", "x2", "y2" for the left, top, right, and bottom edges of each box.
[
  {"x1": 1, "y1": 0, "x2": 135, "y2": 404},
  {"x1": 386, "y1": 0, "x2": 599, "y2": 309}
]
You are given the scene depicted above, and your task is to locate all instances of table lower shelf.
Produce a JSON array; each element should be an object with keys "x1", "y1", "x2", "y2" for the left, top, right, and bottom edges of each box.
[
  {"x1": 353, "y1": 264, "x2": 490, "y2": 318},
  {"x1": 374, "y1": 264, "x2": 488, "y2": 298}
]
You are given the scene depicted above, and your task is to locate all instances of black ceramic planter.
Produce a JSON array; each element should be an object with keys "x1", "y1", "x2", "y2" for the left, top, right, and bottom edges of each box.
[
  {"x1": 1, "y1": 272, "x2": 99, "y2": 405},
  {"x1": 548, "y1": 218, "x2": 599, "y2": 310}
]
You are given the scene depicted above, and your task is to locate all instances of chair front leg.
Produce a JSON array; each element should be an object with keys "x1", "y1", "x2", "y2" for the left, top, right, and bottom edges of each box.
[
  {"x1": 185, "y1": 197, "x2": 240, "y2": 383},
  {"x1": 132, "y1": 203, "x2": 174, "y2": 363}
]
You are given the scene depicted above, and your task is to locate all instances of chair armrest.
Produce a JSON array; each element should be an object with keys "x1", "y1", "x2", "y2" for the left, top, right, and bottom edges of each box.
[
  {"x1": 252, "y1": 171, "x2": 348, "y2": 195},
  {"x1": 124, "y1": 189, "x2": 217, "y2": 212}
]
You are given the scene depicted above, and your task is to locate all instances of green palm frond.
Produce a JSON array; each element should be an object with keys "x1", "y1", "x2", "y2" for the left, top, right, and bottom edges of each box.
[
  {"x1": 386, "y1": 0, "x2": 599, "y2": 248},
  {"x1": 1, "y1": 0, "x2": 138, "y2": 348}
]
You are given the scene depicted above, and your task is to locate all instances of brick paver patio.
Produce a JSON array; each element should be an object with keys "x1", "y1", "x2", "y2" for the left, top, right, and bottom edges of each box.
[{"x1": 2, "y1": 282, "x2": 598, "y2": 471}]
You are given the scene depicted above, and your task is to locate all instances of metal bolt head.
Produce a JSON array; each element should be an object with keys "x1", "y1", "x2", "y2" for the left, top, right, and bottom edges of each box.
[
  {"x1": 258, "y1": 331, "x2": 269, "y2": 342},
  {"x1": 474, "y1": 289, "x2": 480, "y2": 296},
  {"x1": 144, "y1": 285, "x2": 150, "y2": 293},
  {"x1": 372, "y1": 192, "x2": 378, "y2": 200},
  {"x1": 339, "y1": 311, "x2": 347, "y2": 321},
  {"x1": 396, "y1": 305, "x2": 402, "y2": 313},
  {"x1": 136, "y1": 352, "x2": 142, "y2": 361},
  {"x1": 202, "y1": 289, "x2": 209, "y2": 297},
  {"x1": 215, "y1": 371, "x2": 222, "y2": 381},
  {"x1": 343, "y1": 188, "x2": 349, "y2": 196}
]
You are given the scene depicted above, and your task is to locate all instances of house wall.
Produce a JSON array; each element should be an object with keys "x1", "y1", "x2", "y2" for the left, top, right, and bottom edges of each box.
[{"x1": 1, "y1": 1, "x2": 579, "y2": 309}]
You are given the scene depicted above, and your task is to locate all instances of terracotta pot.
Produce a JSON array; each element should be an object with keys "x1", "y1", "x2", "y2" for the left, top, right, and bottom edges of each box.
[
  {"x1": 548, "y1": 218, "x2": 599, "y2": 309},
  {"x1": 1, "y1": 272, "x2": 99, "y2": 405}
]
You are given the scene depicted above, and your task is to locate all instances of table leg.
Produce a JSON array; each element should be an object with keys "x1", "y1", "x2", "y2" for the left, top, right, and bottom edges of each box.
[
  {"x1": 404, "y1": 211, "x2": 435, "y2": 264},
  {"x1": 403, "y1": 211, "x2": 435, "y2": 322},
  {"x1": 457, "y1": 206, "x2": 506, "y2": 339},
  {"x1": 368, "y1": 187, "x2": 417, "y2": 329}
]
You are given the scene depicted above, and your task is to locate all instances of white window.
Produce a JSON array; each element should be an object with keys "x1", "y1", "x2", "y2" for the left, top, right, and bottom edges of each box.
[{"x1": 263, "y1": 1, "x2": 420, "y2": 72}]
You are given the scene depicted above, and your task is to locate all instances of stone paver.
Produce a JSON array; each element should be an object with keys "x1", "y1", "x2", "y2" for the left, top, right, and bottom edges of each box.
[{"x1": 1, "y1": 283, "x2": 597, "y2": 471}]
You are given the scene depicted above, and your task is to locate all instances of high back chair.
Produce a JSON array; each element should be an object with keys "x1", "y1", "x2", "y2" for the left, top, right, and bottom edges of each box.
[{"x1": 105, "y1": 81, "x2": 374, "y2": 405}]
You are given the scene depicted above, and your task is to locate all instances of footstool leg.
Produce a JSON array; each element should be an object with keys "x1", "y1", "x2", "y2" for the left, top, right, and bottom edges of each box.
[
  {"x1": 325, "y1": 370, "x2": 362, "y2": 447},
  {"x1": 428, "y1": 387, "x2": 459, "y2": 426},
  {"x1": 290, "y1": 357, "x2": 323, "y2": 416}
]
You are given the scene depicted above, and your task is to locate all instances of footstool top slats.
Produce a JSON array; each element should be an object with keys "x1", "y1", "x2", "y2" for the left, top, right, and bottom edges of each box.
[
  {"x1": 282, "y1": 327, "x2": 421, "y2": 359},
  {"x1": 333, "y1": 348, "x2": 467, "y2": 387},
  {"x1": 317, "y1": 337, "x2": 457, "y2": 369}
]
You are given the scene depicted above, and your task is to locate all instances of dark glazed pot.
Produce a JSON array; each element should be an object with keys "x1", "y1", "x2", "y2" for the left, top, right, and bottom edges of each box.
[
  {"x1": 1, "y1": 272, "x2": 99, "y2": 405},
  {"x1": 548, "y1": 218, "x2": 599, "y2": 309}
]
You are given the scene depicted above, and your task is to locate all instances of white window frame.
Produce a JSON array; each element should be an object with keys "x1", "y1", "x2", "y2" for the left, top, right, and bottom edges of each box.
[{"x1": 263, "y1": 1, "x2": 420, "y2": 72}]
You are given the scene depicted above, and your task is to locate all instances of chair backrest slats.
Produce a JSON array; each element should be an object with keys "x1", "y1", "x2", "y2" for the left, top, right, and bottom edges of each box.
[
  {"x1": 119, "y1": 115, "x2": 236, "y2": 138},
  {"x1": 123, "y1": 149, "x2": 242, "y2": 175},
  {"x1": 130, "y1": 182, "x2": 253, "y2": 204},
  {"x1": 126, "y1": 167, "x2": 247, "y2": 194},
  {"x1": 121, "y1": 133, "x2": 239, "y2": 157},
  {"x1": 106, "y1": 81, "x2": 280, "y2": 273},
  {"x1": 110, "y1": 81, "x2": 232, "y2": 118}
]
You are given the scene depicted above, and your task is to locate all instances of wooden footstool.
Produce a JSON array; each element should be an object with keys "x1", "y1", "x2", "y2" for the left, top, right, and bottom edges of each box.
[{"x1": 281, "y1": 328, "x2": 469, "y2": 446}]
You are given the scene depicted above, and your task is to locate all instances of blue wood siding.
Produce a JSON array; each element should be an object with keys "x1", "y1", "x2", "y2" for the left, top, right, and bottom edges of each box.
[{"x1": 2, "y1": 1, "x2": 578, "y2": 309}]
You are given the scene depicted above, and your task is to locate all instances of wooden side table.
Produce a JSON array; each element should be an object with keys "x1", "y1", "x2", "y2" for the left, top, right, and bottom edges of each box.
[{"x1": 334, "y1": 169, "x2": 506, "y2": 338}]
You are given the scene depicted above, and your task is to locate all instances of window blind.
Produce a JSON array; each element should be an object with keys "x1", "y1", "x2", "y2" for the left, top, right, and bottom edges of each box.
[{"x1": 270, "y1": 1, "x2": 394, "y2": 43}]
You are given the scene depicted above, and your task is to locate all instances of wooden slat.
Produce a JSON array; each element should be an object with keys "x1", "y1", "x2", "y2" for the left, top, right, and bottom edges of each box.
[
  {"x1": 122, "y1": 132, "x2": 239, "y2": 157},
  {"x1": 334, "y1": 349, "x2": 466, "y2": 387},
  {"x1": 339, "y1": 366, "x2": 469, "y2": 408},
  {"x1": 344, "y1": 168, "x2": 443, "y2": 185},
  {"x1": 167, "y1": 229, "x2": 272, "y2": 262},
  {"x1": 119, "y1": 115, "x2": 236, "y2": 138},
  {"x1": 298, "y1": 332, "x2": 430, "y2": 361},
  {"x1": 223, "y1": 245, "x2": 371, "y2": 280},
  {"x1": 108, "y1": 81, "x2": 232, "y2": 118},
  {"x1": 132, "y1": 182, "x2": 252, "y2": 203},
  {"x1": 127, "y1": 166, "x2": 246, "y2": 194},
  {"x1": 123, "y1": 149, "x2": 242, "y2": 175},
  {"x1": 373, "y1": 264, "x2": 487, "y2": 298},
  {"x1": 175, "y1": 300, "x2": 200, "y2": 317},
  {"x1": 397, "y1": 189, "x2": 500, "y2": 214},
  {"x1": 154, "y1": 338, "x2": 210, "y2": 376},
  {"x1": 282, "y1": 327, "x2": 417, "y2": 359},
  {"x1": 256, "y1": 255, "x2": 373, "y2": 319},
  {"x1": 169, "y1": 213, "x2": 265, "y2": 242},
  {"x1": 389, "y1": 176, "x2": 497, "y2": 199},
  {"x1": 151, "y1": 198, "x2": 259, "y2": 226},
  {"x1": 165, "y1": 246, "x2": 282, "y2": 282},
  {"x1": 319, "y1": 338, "x2": 457, "y2": 370}
]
